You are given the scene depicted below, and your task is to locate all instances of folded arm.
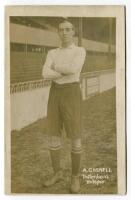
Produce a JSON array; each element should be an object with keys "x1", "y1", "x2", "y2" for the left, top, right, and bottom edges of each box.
[
  {"x1": 54, "y1": 48, "x2": 86, "y2": 75},
  {"x1": 42, "y1": 67, "x2": 62, "y2": 79},
  {"x1": 42, "y1": 51, "x2": 62, "y2": 79}
]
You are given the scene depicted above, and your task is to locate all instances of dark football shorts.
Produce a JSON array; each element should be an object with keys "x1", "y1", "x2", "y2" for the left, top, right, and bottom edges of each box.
[{"x1": 46, "y1": 81, "x2": 82, "y2": 139}]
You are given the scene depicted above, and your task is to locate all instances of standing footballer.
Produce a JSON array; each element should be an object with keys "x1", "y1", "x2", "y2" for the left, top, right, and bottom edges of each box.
[{"x1": 42, "y1": 19, "x2": 86, "y2": 193}]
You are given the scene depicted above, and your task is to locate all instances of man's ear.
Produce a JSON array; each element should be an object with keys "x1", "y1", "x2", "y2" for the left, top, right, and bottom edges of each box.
[
  {"x1": 72, "y1": 29, "x2": 75, "y2": 37},
  {"x1": 72, "y1": 26, "x2": 75, "y2": 36}
]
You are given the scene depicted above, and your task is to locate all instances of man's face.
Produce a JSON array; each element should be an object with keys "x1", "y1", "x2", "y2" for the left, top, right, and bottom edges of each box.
[{"x1": 58, "y1": 21, "x2": 75, "y2": 44}]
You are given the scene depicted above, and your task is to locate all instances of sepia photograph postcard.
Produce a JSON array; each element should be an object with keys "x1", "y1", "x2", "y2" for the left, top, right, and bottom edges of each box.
[{"x1": 5, "y1": 5, "x2": 126, "y2": 195}]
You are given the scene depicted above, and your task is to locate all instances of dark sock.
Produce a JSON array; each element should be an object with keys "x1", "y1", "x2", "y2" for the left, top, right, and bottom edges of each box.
[
  {"x1": 50, "y1": 149, "x2": 61, "y2": 173},
  {"x1": 71, "y1": 152, "x2": 81, "y2": 176}
]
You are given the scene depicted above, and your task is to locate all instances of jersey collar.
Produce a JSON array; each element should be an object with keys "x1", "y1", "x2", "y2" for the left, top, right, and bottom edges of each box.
[{"x1": 59, "y1": 43, "x2": 76, "y2": 49}]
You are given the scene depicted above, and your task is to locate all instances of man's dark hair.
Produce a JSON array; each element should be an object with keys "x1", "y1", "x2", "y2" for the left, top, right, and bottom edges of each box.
[{"x1": 58, "y1": 18, "x2": 75, "y2": 31}]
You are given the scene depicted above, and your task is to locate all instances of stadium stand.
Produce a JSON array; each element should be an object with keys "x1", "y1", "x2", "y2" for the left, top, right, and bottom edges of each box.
[
  {"x1": 10, "y1": 49, "x2": 115, "y2": 83},
  {"x1": 10, "y1": 17, "x2": 116, "y2": 130},
  {"x1": 10, "y1": 17, "x2": 116, "y2": 84},
  {"x1": 10, "y1": 51, "x2": 45, "y2": 82}
]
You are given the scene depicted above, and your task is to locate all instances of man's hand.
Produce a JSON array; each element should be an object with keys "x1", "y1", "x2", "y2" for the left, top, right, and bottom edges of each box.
[
  {"x1": 61, "y1": 73, "x2": 67, "y2": 76},
  {"x1": 51, "y1": 64, "x2": 67, "y2": 76}
]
